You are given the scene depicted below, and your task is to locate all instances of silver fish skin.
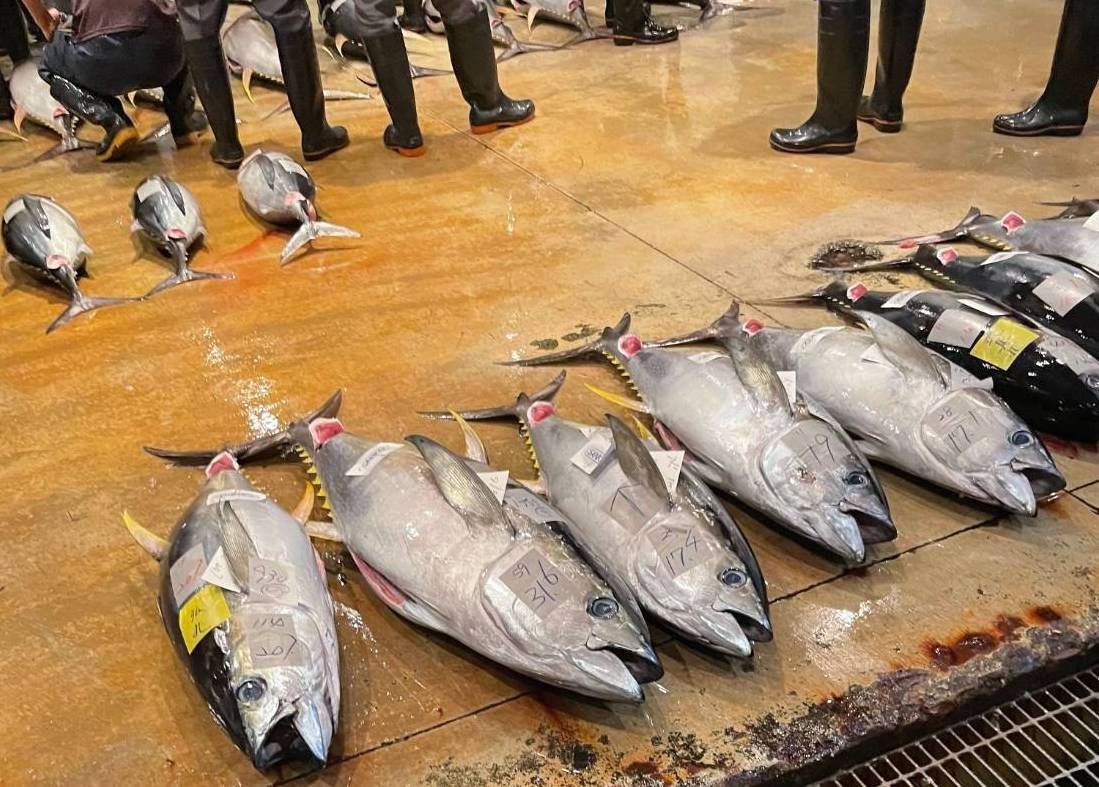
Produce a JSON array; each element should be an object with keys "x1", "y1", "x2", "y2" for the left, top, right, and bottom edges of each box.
[
  {"x1": 134, "y1": 453, "x2": 341, "y2": 771},
  {"x1": 290, "y1": 417, "x2": 660, "y2": 703},
  {"x1": 8, "y1": 59, "x2": 81, "y2": 149},
  {"x1": 237, "y1": 150, "x2": 360, "y2": 264},
  {"x1": 223, "y1": 12, "x2": 284, "y2": 84},
  {"x1": 510, "y1": 0, "x2": 599, "y2": 38},
  {"x1": 508, "y1": 316, "x2": 896, "y2": 563}
]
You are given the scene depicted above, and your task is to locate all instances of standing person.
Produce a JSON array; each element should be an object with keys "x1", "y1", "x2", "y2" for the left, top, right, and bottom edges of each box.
[
  {"x1": 0, "y1": 0, "x2": 33, "y2": 121},
  {"x1": 993, "y1": 0, "x2": 1098, "y2": 137},
  {"x1": 349, "y1": 0, "x2": 534, "y2": 157},
  {"x1": 769, "y1": 0, "x2": 924, "y2": 154},
  {"x1": 21, "y1": 0, "x2": 209, "y2": 161},
  {"x1": 605, "y1": 0, "x2": 678, "y2": 45},
  {"x1": 177, "y1": 0, "x2": 348, "y2": 169}
]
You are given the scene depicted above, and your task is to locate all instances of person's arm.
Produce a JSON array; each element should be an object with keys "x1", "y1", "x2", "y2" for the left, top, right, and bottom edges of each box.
[{"x1": 17, "y1": 0, "x2": 60, "y2": 39}]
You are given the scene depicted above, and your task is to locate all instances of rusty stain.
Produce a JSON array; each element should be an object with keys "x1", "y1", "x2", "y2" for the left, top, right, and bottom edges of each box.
[
  {"x1": 1029, "y1": 605, "x2": 1063, "y2": 624},
  {"x1": 994, "y1": 615, "x2": 1026, "y2": 639}
]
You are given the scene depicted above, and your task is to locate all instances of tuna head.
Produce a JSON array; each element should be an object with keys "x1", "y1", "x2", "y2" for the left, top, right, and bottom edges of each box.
[{"x1": 918, "y1": 389, "x2": 1064, "y2": 514}]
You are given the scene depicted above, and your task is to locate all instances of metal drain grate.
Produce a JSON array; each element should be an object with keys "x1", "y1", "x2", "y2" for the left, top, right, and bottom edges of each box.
[{"x1": 815, "y1": 664, "x2": 1099, "y2": 787}]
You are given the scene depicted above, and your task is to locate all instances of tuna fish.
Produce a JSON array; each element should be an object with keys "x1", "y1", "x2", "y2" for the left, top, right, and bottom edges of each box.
[
  {"x1": 510, "y1": 0, "x2": 603, "y2": 41},
  {"x1": 506, "y1": 314, "x2": 895, "y2": 563},
  {"x1": 147, "y1": 393, "x2": 663, "y2": 703},
  {"x1": 821, "y1": 244, "x2": 1099, "y2": 362},
  {"x1": 653, "y1": 302, "x2": 1065, "y2": 515},
  {"x1": 222, "y1": 12, "x2": 373, "y2": 103},
  {"x1": 1, "y1": 194, "x2": 137, "y2": 332},
  {"x1": 778, "y1": 282, "x2": 1099, "y2": 442},
  {"x1": 881, "y1": 207, "x2": 1099, "y2": 275},
  {"x1": 425, "y1": 374, "x2": 772, "y2": 656},
  {"x1": 237, "y1": 150, "x2": 360, "y2": 264},
  {"x1": 131, "y1": 175, "x2": 234, "y2": 297},
  {"x1": 1040, "y1": 198, "x2": 1099, "y2": 220},
  {"x1": 7, "y1": 59, "x2": 85, "y2": 153},
  {"x1": 320, "y1": 0, "x2": 451, "y2": 75},
  {"x1": 124, "y1": 451, "x2": 341, "y2": 770}
]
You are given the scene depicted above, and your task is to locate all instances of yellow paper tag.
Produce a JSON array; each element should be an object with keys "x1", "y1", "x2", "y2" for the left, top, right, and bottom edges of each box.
[
  {"x1": 178, "y1": 584, "x2": 231, "y2": 654},
  {"x1": 969, "y1": 318, "x2": 1040, "y2": 371}
]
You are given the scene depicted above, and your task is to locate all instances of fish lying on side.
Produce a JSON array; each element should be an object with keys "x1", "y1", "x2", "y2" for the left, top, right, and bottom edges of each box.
[
  {"x1": 320, "y1": 0, "x2": 451, "y2": 76},
  {"x1": 653, "y1": 302, "x2": 1064, "y2": 515},
  {"x1": 237, "y1": 150, "x2": 360, "y2": 264},
  {"x1": 222, "y1": 12, "x2": 373, "y2": 103},
  {"x1": 426, "y1": 375, "x2": 772, "y2": 657},
  {"x1": 2, "y1": 194, "x2": 137, "y2": 332},
  {"x1": 131, "y1": 175, "x2": 234, "y2": 297},
  {"x1": 148, "y1": 393, "x2": 663, "y2": 703},
  {"x1": 881, "y1": 207, "x2": 1099, "y2": 275},
  {"x1": 822, "y1": 244, "x2": 1099, "y2": 362},
  {"x1": 480, "y1": 0, "x2": 565, "y2": 60},
  {"x1": 510, "y1": 0, "x2": 603, "y2": 41},
  {"x1": 1041, "y1": 198, "x2": 1099, "y2": 220},
  {"x1": 507, "y1": 314, "x2": 895, "y2": 563},
  {"x1": 124, "y1": 450, "x2": 341, "y2": 770},
  {"x1": 7, "y1": 59, "x2": 85, "y2": 153},
  {"x1": 779, "y1": 282, "x2": 1099, "y2": 442}
]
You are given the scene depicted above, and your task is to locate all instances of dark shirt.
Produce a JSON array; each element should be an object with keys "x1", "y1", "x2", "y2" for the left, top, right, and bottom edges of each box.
[{"x1": 72, "y1": 0, "x2": 174, "y2": 43}]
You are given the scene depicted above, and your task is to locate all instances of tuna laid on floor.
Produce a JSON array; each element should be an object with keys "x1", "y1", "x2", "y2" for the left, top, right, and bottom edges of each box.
[
  {"x1": 510, "y1": 0, "x2": 603, "y2": 41},
  {"x1": 1, "y1": 194, "x2": 138, "y2": 332},
  {"x1": 781, "y1": 283, "x2": 1099, "y2": 442},
  {"x1": 821, "y1": 244, "x2": 1099, "y2": 361},
  {"x1": 148, "y1": 393, "x2": 663, "y2": 703},
  {"x1": 654, "y1": 302, "x2": 1065, "y2": 515},
  {"x1": 425, "y1": 374, "x2": 772, "y2": 657},
  {"x1": 6, "y1": 59, "x2": 86, "y2": 154},
  {"x1": 506, "y1": 314, "x2": 895, "y2": 563},
  {"x1": 237, "y1": 150, "x2": 360, "y2": 264},
  {"x1": 124, "y1": 451, "x2": 341, "y2": 771},
  {"x1": 131, "y1": 175, "x2": 234, "y2": 297},
  {"x1": 320, "y1": 0, "x2": 451, "y2": 75}
]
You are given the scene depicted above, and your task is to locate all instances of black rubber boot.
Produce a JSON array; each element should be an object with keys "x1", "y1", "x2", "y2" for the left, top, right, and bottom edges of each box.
[
  {"x1": 399, "y1": 0, "x2": 429, "y2": 33},
  {"x1": 445, "y1": 8, "x2": 535, "y2": 133},
  {"x1": 0, "y1": 76, "x2": 12, "y2": 122},
  {"x1": 993, "y1": 0, "x2": 1099, "y2": 137},
  {"x1": 604, "y1": 0, "x2": 615, "y2": 28},
  {"x1": 613, "y1": 0, "x2": 678, "y2": 45},
  {"x1": 273, "y1": 24, "x2": 349, "y2": 160},
  {"x1": 770, "y1": 0, "x2": 870, "y2": 154},
  {"x1": 183, "y1": 37, "x2": 245, "y2": 169},
  {"x1": 857, "y1": 0, "x2": 924, "y2": 132},
  {"x1": 162, "y1": 68, "x2": 209, "y2": 146},
  {"x1": 363, "y1": 26, "x2": 425, "y2": 156},
  {"x1": 47, "y1": 75, "x2": 138, "y2": 161}
]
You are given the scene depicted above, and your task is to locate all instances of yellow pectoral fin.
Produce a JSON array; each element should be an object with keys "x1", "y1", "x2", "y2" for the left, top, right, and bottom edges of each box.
[
  {"x1": 242, "y1": 69, "x2": 255, "y2": 103},
  {"x1": 583, "y1": 383, "x2": 650, "y2": 414},
  {"x1": 290, "y1": 482, "x2": 315, "y2": 525},
  {"x1": 122, "y1": 511, "x2": 169, "y2": 561},
  {"x1": 632, "y1": 416, "x2": 656, "y2": 441}
]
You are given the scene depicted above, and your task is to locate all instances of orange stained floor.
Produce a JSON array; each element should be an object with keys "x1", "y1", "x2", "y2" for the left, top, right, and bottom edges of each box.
[{"x1": 1, "y1": 0, "x2": 1098, "y2": 784}]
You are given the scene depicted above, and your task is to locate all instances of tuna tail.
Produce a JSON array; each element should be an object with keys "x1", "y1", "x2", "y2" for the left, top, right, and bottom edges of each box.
[
  {"x1": 872, "y1": 206, "x2": 983, "y2": 248},
  {"x1": 145, "y1": 243, "x2": 234, "y2": 297},
  {"x1": 47, "y1": 292, "x2": 140, "y2": 334},
  {"x1": 811, "y1": 255, "x2": 916, "y2": 274},
  {"x1": 754, "y1": 283, "x2": 833, "y2": 308},
  {"x1": 646, "y1": 301, "x2": 741, "y2": 349},
  {"x1": 420, "y1": 371, "x2": 568, "y2": 423},
  {"x1": 498, "y1": 39, "x2": 564, "y2": 61},
  {"x1": 1039, "y1": 198, "x2": 1099, "y2": 220},
  {"x1": 281, "y1": 219, "x2": 361, "y2": 265},
  {"x1": 500, "y1": 313, "x2": 631, "y2": 367},
  {"x1": 144, "y1": 390, "x2": 343, "y2": 465}
]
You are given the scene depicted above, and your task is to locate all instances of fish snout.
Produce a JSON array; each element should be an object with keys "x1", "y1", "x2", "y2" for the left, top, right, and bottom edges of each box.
[
  {"x1": 1010, "y1": 458, "x2": 1067, "y2": 502},
  {"x1": 804, "y1": 508, "x2": 867, "y2": 563},
  {"x1": 975, "y1": 466, "x2": 1039, "y2": 515},
  {"x1": 586, "y1": 632, "x2": 664, "y2": 685},
  {"x1": 714, "y1": 573, "x2": 772, "y2": 642}
]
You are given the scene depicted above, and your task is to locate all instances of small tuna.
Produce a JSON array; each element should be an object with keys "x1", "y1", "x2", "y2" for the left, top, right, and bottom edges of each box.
[{"x1": 7, "y1": 59, "x2": 87, "y2": 154}]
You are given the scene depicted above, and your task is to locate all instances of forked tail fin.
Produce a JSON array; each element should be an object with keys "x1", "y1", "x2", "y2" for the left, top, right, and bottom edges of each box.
[
  {"x1": 500, "y1": 314, "x2": 631, "y2": 367},
  {"x1": 871, "y1": 206, "x2": 983, "y2": 248},
  {"x1": 420, "y1": 371, "x2": 567, "y2": 423},
  {"x1": 47, "y1": 293, "x2": 140, "y2": 334},
  {"x1": 281, "y1": 220, "x2": 361, "y2": 264}
]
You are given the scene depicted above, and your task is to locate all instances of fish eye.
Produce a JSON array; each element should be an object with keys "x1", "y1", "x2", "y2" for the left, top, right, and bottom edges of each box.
[
  {"x1": 236, "y1": 678, "x2": 267, "y2": 703},
  {"x1": 844, "y1": 471, "x2": 868, "y2": 487},
  {"x1": 719, "y1": 568, "x2": 747, "y2": 587},
  {"x1": 587, "y1": 597, "x2": 619, "y2": 619},
  {"x1": 1010, "y1": 430, "x2": 1033, "y2": 447},
  {"x1": 1084, "y1": 374, "x2": 1099, "y2": 390}
]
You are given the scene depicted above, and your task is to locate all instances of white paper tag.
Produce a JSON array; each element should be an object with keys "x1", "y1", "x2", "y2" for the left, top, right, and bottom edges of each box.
[
  {"x1": 882, "y1": 290, "x2": 921, "y2": 309},
  {"x1": 477, "y1": 470, "x2": 509, "y2": 504},
  {"x1": 136, "y1": 179, "x2": 161, "y2": 202},
  {"x1": 249, "y1": 557, "x2": 300, "y2": 607},
  {"x1": 1083, "y1": 213, "x2": 1099, "y2": 232},
  {"x1": 777, "y1": 370, "x2": 797, "y2": 401},
  {"x1": 1041, "y1": 335, "x2": 1099, "y2": 375},
  {"x1": 503, "y1": 487, "x2": 564, "y2": 524},
  {"x1": 206, "y1": 489, "x2": 267, "y2": 506},
  {"x1": 648, "y1": 524, "x2": 714, "y2": 578},
  {"x1": 577, "y1": 425, "x2": 601, "y2": 439},
  {"x1": 790, "y1": 326, "x2": 843, "y2": 357},
  {"x1": 3, "y1": 198, "x2": 26, "y2": 224},
  {"x1": 959, "y1": 297, "x2": 1011, "y2": 316},
  {"x1": 201, "y1": 547, "x2": 241, "y2": 593},
  {"x1": 170, "y1": 543, "x2": 208, "y2": 606},
  {"x1": 927, "y1": 309, "x2": 989, "y2": 348},
  {"x1": 1032, "y1": 271, "x2": 1094, "y2": 316},
  {"x1": 571, "y1": 432, "x2": 613, "y2": 475},
  {"x1": 949, "y1": 362, "x2": 995, "y2": 390},
  {"x1": 650, "y1": 450, "x2": 684, "y2": 495},
  {"x1": 981, "y1": 251, "x2": 1028, "y2": 265},
  {"x1": 688, "y1": 350, "x2": 726, "y2": 365},
  {"x1": 277, "y1": 158, "x2": 309, "y2": 178},
  {"x1": 346, "y1": 442, "x2": 402, "y2": 477},
  {"x1": 240, "y1": 611, "x2": 308, "y2": 667},
  {"x1": 500, "y1": 549, "x2": 579, "y2": 619},
  {"x1": 860, "y1": 344, "x2": 892, "y2": 367}
]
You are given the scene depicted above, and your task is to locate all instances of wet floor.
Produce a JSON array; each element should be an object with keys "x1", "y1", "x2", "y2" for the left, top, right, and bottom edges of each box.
[{"x1": 1, "y1": 0, "x2": 1097, "y2": 784}]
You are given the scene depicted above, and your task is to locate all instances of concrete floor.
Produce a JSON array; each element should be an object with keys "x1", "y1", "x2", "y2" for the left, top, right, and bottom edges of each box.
[{"x1": 1, "y1": 0, "x2": 1097, "y2": 784}]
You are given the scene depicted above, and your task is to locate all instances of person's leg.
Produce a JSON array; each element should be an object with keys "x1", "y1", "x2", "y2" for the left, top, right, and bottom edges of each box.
[
  {"x1": 993, "y1": 0, "x2": 1099, "y2": 137},
  {"x1": 0, "y1": 72, "x2": 11, "y2": 122},
  {"x1": 254, "y1": 0, "x2": 349, "y2": 160},
  {"x1": 162, "y1": 66, "x2": 209, "y2": 144},
  {"x1": 399, "y1": 0, "x2": 427, "y2": 33},
  {"x1": 0, "y1": 0, "x2": 32, "y2": 64},
  {"x1": 355, "y1": 0, "x2": 424, "y2": 155},
  {"x1": 611, "y1": 0, "x2": 678, "y2": 46},
  {"x1": 857, "y1": 0, "x2": 924, "y2": 132},
  {"x1": 437, "y1": 0, "x2": 534, "y2": 133},
  {"x1": 178, "y1": 0, "x2": 245, "y2": 168},
  {"x1": 769, "y1": 0, "x2": 870, "y2": 155}
]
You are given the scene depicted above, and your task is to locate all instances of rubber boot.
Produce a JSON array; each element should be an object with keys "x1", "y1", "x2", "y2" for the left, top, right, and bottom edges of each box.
[
  {"x1": 444, "y1": 7, "x2": 535, "y2": 133},
  {"x1": 162, "y1": 67, "x2": 209, "y2": 146},
  {"x1": 857, "y1": 0, "x2": 924, "y2": 132},
  {"x1": 399, "y1": 0, "x2": 429, "y2": 33},
  {"x1": 769, "y1": 0, "x2": 870, "y2": 154},
  {"x1": 993, "y1": 0, "x2": 1099, "y2": 137},
  {"x1": 183, "y1": 36, "x2": 245, "y2": 169},
  {"x1": 613, "y1": 0, "x2": 678, "y2": 45},
  {"x1": 363, "y1": 26, "x2": 425, "y2": 156},
  {"x1": 47, "y1": 75, "x2": 138, "y2": 161},
  {"x1": 273, "y1": 24, "x2": 349, "y2": 160},
  {"x1": 0, "y1": 76, "x2": 12, "y2": 122},
  {"x1": 604, "y1": 0, "x2": 615, "y2": 28}
]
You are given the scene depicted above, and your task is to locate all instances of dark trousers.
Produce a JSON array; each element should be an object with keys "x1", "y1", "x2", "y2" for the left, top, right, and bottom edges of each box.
[
  {"x1": 176, "y1": 0, "x2": 311, "y2": 40},
  {"x1": 0, "y1": 0, "x2": 31, "y2": 63},
  {"x1": 353, "y1": 0, "x2": 476, "y2": 37}
]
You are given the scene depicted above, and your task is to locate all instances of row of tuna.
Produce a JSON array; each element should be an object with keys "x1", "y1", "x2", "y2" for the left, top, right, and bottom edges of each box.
[{"x1": 1, "y1": 150, "x2": 357, "y2": 332}]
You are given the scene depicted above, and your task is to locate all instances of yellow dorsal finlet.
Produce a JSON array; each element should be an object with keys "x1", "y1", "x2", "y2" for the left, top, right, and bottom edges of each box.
[{"x1": 518, "y1": 420, "x2": 542, "y2": 478}]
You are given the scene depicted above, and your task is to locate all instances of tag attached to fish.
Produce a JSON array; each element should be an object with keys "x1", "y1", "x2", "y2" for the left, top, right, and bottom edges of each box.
[
  {"x1": 201, "y1": 546, "x2": 242, "y2": 593},
  {"x1": 777, "y1": 370, "x2": 797, "y2": 402},
  {"x1": 3, "y1": 198, "x2": 26, "y2": 224},
  {"x1": 688, "y1": 351, "x2": 726, "y2": 365},
  {"x1": 881, "y1": 290, "x2": 920, "y2": 309},
  {"x1": 239, "y1": 611, "x2": 308, "y2": 667},
  {"x1": 477, "y1": 470, "x2": 510, "y2": 504},
  {"x1": 927, "y1": 309, "x2": 988, "y2": 348},
  {"x1": 648, "y1": 524, "x2": 714, "y2": 578},
  {"x1": 136, "y1": 180, "x2": 161, "y2": 202},
  {"x1": 571, "y1": 432, "x2": 613, "y2": 475},
  {"x1": 206, "y1": 489, "x2": 267, "y2": 506},
  {"x1": 249, "y1": 557, "x2": 300, "y2": 606},
  {"x1": 949, "y1": 364, "x2": 995, "y2": 391},
  {"x1": 500, "y1": 549, "x2": 579, "y2": 619},
  {"x1": 958, "y1": 298, "x2": 1010, "y2": 317},
  {"x1": 170, "y1": 544, "x2": 208, "y2": 605},
  {"x1": 1032, "y1": 272, "x2": 1093, "y2": 316},
  {"x1": 1041, "y1": 335, "x2": 1099, "y2": 376},
  {"x1": 649, "y1": 450, "x2": 684, "y2": 495},
  {"x1": 924, "y1": 398, "x2": 982, "y2": 453},
  {"x1": 771, "y1": 420, "x2": 854, "y2": 473},
  {"x1": 346, "y1": 442, "x2": 402, "y2": 477},
  {"x1": 503, "y1": 487, "x2": 564, "y2": 524},
  {"x1": 179, "y1": 584, "x2": 231, "y2": 653},
  {"x1": 969, "y1": 318, "x2": 1040, "y2": 370},
  {"x1": 1083, "y1": 213, "x2": 1099, "y2": 232}
]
